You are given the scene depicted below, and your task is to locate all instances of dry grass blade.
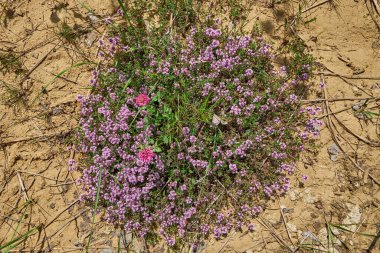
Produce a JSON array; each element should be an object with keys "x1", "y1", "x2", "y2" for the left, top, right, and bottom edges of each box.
[
  {"x1": 17, "y1": 170, "x2": 66, "y2": 182},
  {"x1": 301, "y1": 0, "x2": 330, "y2": 13},
  {"x1": 44, "y1": 199, "x2": 79, "y2": 228},
  {"x1": 372, "y1": 0, "x2": 380, "y2": 15},
  {"x1": 321, "y1": 74, "x2": 380, "y2": 186},
  {"x1": 17, "y1": 44, "x2": 60, "y2": 86},
  {"x1": 365, "y1": 0, "x2": 380, "y2": 31},
  {"x1": 331, "y1": 113, "x2": 380, "y2": 147},
  {"x1": 38, "y1": 209, "x2": 88, "y2": 250},
  {"x1": 217, "y1": 231, "x2": 236, "y2": 253},
  {"x1": 301, "y1": 97, "x2": 377, "y2": 103},
  {"x1": 0, "y1": 81, "x2": 27, "y2": 107},
  {"x1": 318, "y1": 72, "x2": 380, "y2": 80},
  {"x1": 16, "y1": 172, "x2": 29, "y2": 201},
  {"x1": 255, "y1": 218, "x2": 293, "y2": 251},
  {"x1": 0, "y1": 130, "x2": 72, "y2": 146},
  {"x1": 278, "y1": 200, "x2": 295, "y2": 248}
]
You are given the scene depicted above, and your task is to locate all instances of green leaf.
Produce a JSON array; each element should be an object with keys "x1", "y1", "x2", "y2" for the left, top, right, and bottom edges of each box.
[
  {"x1": 304, "y1": 17, "x2": 317, "y2": 25},
  {"x1": 0, "y1": 225, "x2": 41, "y2": 252},
  {"x1": 154, "y1": 146, "x2": 162, "y2": 153}
]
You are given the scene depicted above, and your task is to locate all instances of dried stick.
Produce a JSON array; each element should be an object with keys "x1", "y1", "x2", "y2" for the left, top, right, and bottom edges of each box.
[
  {"x1": 68, "y1": 146, "x2": 79, "y2": 193},
  {"x1": 37, "y1": 209, "x2": 88, "y2": 249},
  {"x1": 46, "y1": 181, "x2": 74, "y2": 187},
  {"x1": 261, "y1": 232, "x2": 269, "y2": 253},
  {"x1": 17, "y1": 44, "x2": 60, "y2": 86},
  {"x1": 256, "y1": 218, "x2": 292, "y2": 251},
  {"x1": 217, "y1": 231, "x2": 236, "y2": 253},
  {"x1": 317, "y1": 106, "x2": 352, "y2": 119},
  {"x1": 373, "y1": 0, "x2": 380, "y2": 14},
  {"x1": 301, "y1": 0, "x2": 330, "y2": 13},
  {"x1": 44, "y1": 199, "x2": 80, "y2": 228},
  {"x1": 301, "y1": 97, "x2": 377, "y2": 103},
  {"x1": 0, "y1": 130, "x2": 72, "y2": 146},
  {"x1": 366, "y1": 0, "x2": 380, "y2": 31},
  {"x1": 318, "y1": 72, "x2": 380, "y2": 80},
  {"x1": 16, "y1": 172, "x2": 29, "y2": 201},
  {"x1": 321, "y1": 75, "x2": 380, "y2": 186},
  {"x1": 16, "y1": 170, "x2": 66, "y2": 182},
  {"x1": 332, "y1": 113, "x2": 380, "y2": 147},
  {"x1": 278, "y1": 200, "x2": 295, "y2": 248}
]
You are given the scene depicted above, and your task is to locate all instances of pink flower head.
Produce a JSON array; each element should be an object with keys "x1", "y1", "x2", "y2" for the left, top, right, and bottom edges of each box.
[
  {"x1": 138, "y1": 148, "x2": 154, "y2": 163},
  {"x1": 135, "y1": 94, "x2": 150, "y2": 107}
]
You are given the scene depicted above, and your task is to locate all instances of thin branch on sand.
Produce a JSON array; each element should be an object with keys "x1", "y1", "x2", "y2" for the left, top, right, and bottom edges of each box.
[
  {"x1": 44, "y1": 199, "x2": 80, "y2": 228},
  {"x1": 0, "y1": 130, "x2": 72, "y2": 146},
  {"x1": 17, "y1": 44, "x2": 61, "y2": 86},
  {"x1": 255, "y1": 217, "x2": 293, "y2": 251},
  {"x1": 318, "y1": 72, "x2": 380, "y2": 80},
  {"x1": 16, "y1": 172, "x2": 29, "y2": 202},
  {"x1": 301, "y1": 97, "x2": 377, "y2": 103},
  {"x1": 321, "y1": 74, "x2": 380, "y2": 186},
  {"x1": 278, "y1": 199, "x2": 295, "y2": 248}
]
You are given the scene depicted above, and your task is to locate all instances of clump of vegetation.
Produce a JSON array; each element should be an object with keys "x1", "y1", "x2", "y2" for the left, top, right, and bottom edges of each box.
[
  {"x1": 0, "y1": 52, "x2": 24, "y2": 75},
  {"x1": 0, "y1": 82, "x2": 27, "y2": 107},
  {"x1": 57, "y1": 22, "x2": 79, "y2": 43},
  {"x1": 72, "y1": 3, "x2": 320, "y2": 248}
]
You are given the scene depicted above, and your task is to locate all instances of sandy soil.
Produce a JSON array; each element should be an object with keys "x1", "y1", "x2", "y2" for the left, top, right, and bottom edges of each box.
[{"x1": 0, "y1": 0, "x2": 379, "y2": 252}]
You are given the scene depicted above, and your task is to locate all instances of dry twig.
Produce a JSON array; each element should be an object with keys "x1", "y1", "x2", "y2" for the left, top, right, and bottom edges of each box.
[
  {"x1": 318, "y1": 72, "x2": 380, "y2": 80},
  {"x1": 0, "y1": 130, "x2": 72, "y2": 146},
  {"x1": 17, "y1": 44, "x2": 60, "y2": 86},
  {"x1": 278, "y1": 200, "x2": 295, "y2": 248},
  {"x1": 301, "y1": 97, "x2": 377, "y2": 103},
  {"x1": 321, "y1": 74, "x2": 380, "y2": 186},
  {"x1": 255, "y1": 218, "x2": 293, "y2": 251},
  {"x1": 44, "y1": 199, "x2": 80, "y2": 228}
]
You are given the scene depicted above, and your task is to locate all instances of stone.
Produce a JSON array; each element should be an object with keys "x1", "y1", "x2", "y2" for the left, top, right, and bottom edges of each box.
[
  {"x1": 327, "y1": 143, "x2": 341, "y2": 161},
  {"x1": 317, "y1": 228, "x2": 342, "y2": 248},
  {"x1": 352, "y1": 100, "x2": 367, "y2": 111},
  {"x1": 301, "y1": 230, "x2": 318, "y2": 240},
  {"x1": 88, "y1": 13, "x2": 100, "y2": 23},
  {"x1": 85, "y1": 31, "x2": 97, "y2": 47},
  {"x1": 301, "y1": 188, "x2": 318, "y2": 204},
  {"x1": 288, "y1": 189, "x2": 299, "y2": 201},
  {"x1": 100, "y1": 248, "x2": 114, "y2": 253},
  {"x1": 342, "y1": 203, "x2": 361, "y2": 232},
  {"x1": 286, "y1": 223, "x2": 298, "y2": 233}
]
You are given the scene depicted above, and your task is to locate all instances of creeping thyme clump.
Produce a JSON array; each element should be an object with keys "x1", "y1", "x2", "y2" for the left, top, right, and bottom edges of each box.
[{"x1": 73, "y1": 22, "x2": 321, "y2": 246}]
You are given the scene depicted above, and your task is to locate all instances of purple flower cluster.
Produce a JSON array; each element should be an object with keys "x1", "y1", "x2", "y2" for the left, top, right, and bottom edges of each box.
[{"x1": 74, "y1": 23, "x2": 320, "y2": 246}]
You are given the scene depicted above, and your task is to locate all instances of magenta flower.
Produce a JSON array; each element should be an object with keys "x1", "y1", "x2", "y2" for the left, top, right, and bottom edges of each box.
[
  {"x1": 138, "y1": 148, "x2": 154, "y2": 163},
  {"x1": 135, "y1": 94, "x2": 150, "y2": 107}
]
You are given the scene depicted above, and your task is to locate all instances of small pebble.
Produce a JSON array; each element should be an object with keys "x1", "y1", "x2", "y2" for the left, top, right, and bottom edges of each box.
[
  {"x1": 100, "y1": 248, "x2": 114, "y2": 253},
  {"x1": 327, "y1": 143, "x2": 340, "y2": 161}
]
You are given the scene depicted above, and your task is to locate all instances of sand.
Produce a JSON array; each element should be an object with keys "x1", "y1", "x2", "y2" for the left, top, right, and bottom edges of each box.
[{"x1": 0, "y1": 0, "x2": 379, "y2": 252}]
